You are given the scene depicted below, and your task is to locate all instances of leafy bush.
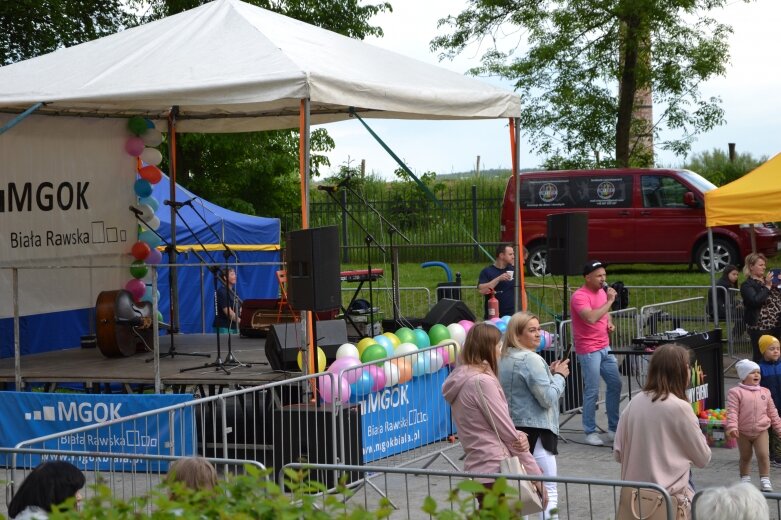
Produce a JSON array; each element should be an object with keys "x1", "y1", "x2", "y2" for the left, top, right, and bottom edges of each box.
[
  {"x1": 684, "y1": 148, "x2": 766, "y2": 186},
  {"x1": 26, "y1": 467, "x2": 532, "y2": 519}
]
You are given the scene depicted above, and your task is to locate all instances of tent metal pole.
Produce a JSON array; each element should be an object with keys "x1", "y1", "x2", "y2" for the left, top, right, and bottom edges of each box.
[
  {"x1": 168, "y1": 107, "x2": 181, "y2": 333},
  {"x1": 510, "y1": 117, "x2": 527, "y2": 311},
  {"x1": 0, "y1": 103, "x2": 43, "y2": 136},
  {"x1": 299, "y1": 99, "x2": 315, "y2": 380},
  {"x1": 707, "y1": 228, "x2": 718, "y2": 327}
]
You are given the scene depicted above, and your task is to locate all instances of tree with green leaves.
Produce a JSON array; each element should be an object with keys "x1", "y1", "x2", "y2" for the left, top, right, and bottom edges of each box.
[
  {"x1": 684, "y1": 147, "x2": 766, "y2": 186},
  {"x1": 432, "y1": 0, "x2": 741, "y2": 168},
  {"x1": 0, "y1": 0, "x2": 391, "y2": 219}
]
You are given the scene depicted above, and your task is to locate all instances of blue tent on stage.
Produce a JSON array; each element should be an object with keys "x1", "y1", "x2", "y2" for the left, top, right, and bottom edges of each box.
[{"x1": 151, "y1": 175, "x2": 281, "y2": 334}]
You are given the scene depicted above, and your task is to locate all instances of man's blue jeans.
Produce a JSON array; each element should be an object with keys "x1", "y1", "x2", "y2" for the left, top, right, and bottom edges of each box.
[{"x1": 577, "y1": 347, "x2": 622, "y2": 434}]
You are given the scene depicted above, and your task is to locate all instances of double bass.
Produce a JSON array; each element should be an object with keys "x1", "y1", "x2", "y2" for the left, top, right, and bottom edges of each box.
[{"x1": 95, "y1": 290, "x2": 154, "y2": 357}]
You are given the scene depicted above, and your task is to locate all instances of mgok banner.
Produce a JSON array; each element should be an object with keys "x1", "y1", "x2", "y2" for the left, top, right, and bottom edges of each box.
[
  {"x1": 0, "y1": 392, "x2": 195, "y2": 471},
  {"x1": 355, "y1": 368, "x2": 452, "y2": 463}
]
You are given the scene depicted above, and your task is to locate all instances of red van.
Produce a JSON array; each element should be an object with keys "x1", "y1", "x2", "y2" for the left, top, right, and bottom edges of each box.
[{"x1": 500, "y1": 169, "x2": 781, "y2": 276}]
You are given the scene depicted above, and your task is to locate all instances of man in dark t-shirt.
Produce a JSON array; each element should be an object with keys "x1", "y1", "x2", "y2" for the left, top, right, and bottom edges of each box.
[{"x1": 478, "y1": 244, "x2": 515, "y2": 319}]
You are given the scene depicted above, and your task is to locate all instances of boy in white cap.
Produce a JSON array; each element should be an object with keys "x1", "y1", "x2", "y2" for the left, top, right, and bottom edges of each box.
[{"x1": 726, "y1": 359, "x2": 781, "y2": 491}]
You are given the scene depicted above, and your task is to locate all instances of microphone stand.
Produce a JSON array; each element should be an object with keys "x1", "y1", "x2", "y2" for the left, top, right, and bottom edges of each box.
[
  {"x1": 173, "y1": 198, "x2": 250, "y2": 370},
  {"x1": 318, "y1": 185, "x2": 386, "y2": 337},
  {"x1": 127, "y1": 206, "x2": 210, "y2": 362},
  {"x1": 341, "y1": 182, "x2": 411, "y2": 325}
]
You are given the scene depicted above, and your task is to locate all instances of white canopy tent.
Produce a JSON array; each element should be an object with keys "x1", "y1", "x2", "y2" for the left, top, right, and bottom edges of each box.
[
  {"x1": 0, "y1": 0, "x2": 519, "y2": 129},
  {"x1": 0, "y1": 0, "x2": 524, "y2": 385}
]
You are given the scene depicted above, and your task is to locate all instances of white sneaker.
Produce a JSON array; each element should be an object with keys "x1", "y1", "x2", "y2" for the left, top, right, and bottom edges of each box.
[
  {"x1": 584, "y1": 433, "x2": 604, "y2": 446},
  {"x1": 606, "y1": 430, "x2": 616, "y2": 442},
  {"x1": 761, "y1": 479, "x2": 773, "y2": 492},
  {"x1": 741, "y1": 475, "x2": 751, "y2": 483}
]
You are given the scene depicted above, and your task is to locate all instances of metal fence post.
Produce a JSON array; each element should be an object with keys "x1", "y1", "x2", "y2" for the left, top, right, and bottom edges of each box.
[
  {"x1": 471, "y1": 185, "x2": 479, "y2": 261},
  {"x1": 341, "y1": 189, "x2": 350, "y2": 263}
]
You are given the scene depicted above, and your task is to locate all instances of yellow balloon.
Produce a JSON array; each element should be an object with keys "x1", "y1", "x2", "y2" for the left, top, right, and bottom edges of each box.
[
  {"x1": 383, "y1": 332, "x2": 401, "y2": 348},
  {"x1": 356, "y1": 337, "x2": 379, "y2": 356},
  {"x1": 296, "y1": 347, "x2": 327, "y2": 372}
]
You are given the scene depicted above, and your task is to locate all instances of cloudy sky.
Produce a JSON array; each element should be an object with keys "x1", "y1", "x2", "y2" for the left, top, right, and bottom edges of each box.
[{"x1": 321, "y1": 0, "x2": 781, "y2": 179}]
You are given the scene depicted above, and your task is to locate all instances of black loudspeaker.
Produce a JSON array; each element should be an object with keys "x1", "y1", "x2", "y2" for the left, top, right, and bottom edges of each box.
[
  {"x1": 286, "y1": 226, "x2": 341, "y2": 311},
  {"x1": 423, "y1": 298, "x2": 476, "y2": 328},
  {"x1": 273, "y1": 405, "x2": 363, "y2": 488},
  {"x1": 546, "y1": 212, "x2": 588, "y2": 276},
  {"x1": 265, "y1": 321, "x2": 348, "y2": 371}
]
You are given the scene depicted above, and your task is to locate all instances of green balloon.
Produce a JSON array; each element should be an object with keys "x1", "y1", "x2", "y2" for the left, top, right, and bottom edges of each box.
[
  {"x1": 157, "y1": 311, "x2": 164, "y2": 322},
  {"x1": 130, "y1": 260, "x2": 148, "y2": 279},
  {"x1": 395, "y1": 327, "x2": 415, "y2": 345},
  {"x1": 428, "y1": 324, "x2": 451, "y2": 345},
  {"x1": 127, "y1": 116, "x2": 148, "y2": 136},
  {"x1": 361, "y1": 344, "x2": 387, "y2": 365}
]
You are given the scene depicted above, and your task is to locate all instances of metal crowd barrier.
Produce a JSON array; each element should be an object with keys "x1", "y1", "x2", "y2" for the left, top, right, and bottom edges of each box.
[
  {"x1": 9, "y1": 345, "x2": 463, "y2": 502},
  {"x1": 281, "y1": 462, "x2": 676, "y2": 520},
  {"x1": 1, "y1": 446, "x2": 262, "y2": 515}
]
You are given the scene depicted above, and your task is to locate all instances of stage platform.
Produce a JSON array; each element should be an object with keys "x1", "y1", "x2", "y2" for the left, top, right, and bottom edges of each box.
[{"x1": 0, "y1": 334, "x2": 303, "y2": 394}]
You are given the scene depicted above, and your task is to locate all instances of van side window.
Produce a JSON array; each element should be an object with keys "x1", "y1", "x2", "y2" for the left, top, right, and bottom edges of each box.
[{"x1": 641, "y1": 175, "x2": 688, "y2": 208}]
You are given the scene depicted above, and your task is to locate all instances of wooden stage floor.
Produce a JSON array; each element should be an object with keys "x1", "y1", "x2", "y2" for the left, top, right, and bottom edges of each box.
[{"x1": 0, "y1": 334, "x2": 301, "y2": 392}]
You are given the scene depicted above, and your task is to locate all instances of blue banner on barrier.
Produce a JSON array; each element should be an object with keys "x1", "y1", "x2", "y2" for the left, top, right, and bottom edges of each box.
[
  {"x1": 356, "y1": 368, "x2": 451, "y2": 463},
  {"x1": 0, "y1": 392, "x2": 195, "y2": 471}
]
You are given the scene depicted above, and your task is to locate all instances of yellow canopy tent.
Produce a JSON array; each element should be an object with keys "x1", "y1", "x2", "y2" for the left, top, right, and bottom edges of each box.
[
  {"x1": 704, "y1": 152, "x2": 781, "y2": 332},
  {"x1": 705, "y1": 152, "x2": 781, "y2": 227}
]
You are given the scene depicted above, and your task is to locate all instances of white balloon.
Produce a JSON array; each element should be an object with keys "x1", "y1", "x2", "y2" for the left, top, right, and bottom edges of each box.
[
  {"x1": 383, "y1": 361, "x2": 400, "y2": 387},
  {"x1": 428, "y1": 351, "x2": 444, "y2": 374},
  {"x1": 145, "y1": 215, "x2": 161, "y2": 231},
  {"x1": 140, "y1": 147, "x2": 163, "y2": 166},
  {"x1": 141, "y1": 128, "x2": 163, "y2": 147},
  {"x1": 336, "y1": 343, "x2": 359, "y2": 359},
  {"x1": 446, "y1": 323, "x2": 466, "y2": 346},
  {"x1": 395, "y1": 342, "x2": 419, "y2": 356},
  {"x1": 136, "y1": 203, "x2": 154, "y2": 221}
]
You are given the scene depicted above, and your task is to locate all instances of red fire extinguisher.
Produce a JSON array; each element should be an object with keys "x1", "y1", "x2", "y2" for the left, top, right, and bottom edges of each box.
[{"x1": 487, "y1": 289, "x2": 499, "y2": 318}]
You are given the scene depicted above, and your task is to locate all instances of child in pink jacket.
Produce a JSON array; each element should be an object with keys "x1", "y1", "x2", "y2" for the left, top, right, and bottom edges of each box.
[{"x1": 726, "y1": 359, "x2": 781, "y2": 492}]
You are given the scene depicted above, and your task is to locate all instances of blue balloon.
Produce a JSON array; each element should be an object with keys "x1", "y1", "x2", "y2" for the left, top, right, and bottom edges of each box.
[
  {"x1": 134, "y1": 179, "x2": 153, "y2": 198},
  {"x1": 501, "y1": 315, "x2": 512, "y2": 323},
  {"x1": 412, "y1": 328, "x2": 431, "y2": 348},
  {"x1": 139, "y1": 196, "x2": 159, "y2": 212},
  {"x1": 350, "y1": 370, "x2": 374, "y2": 397},
  {"x1": 139, "y1": 230, "x2": 162, "y2": 248},
  {"x1": 141, "y1": 285, "x2": 160, "y2": 303},
  {"x1": 145, "y1": 118, "x2": 156, "y2": 129},
  {"x1": 495, "y1": 321, "x2": 507, "y2": 334},
  {"x1": 413, "y1": 356, "x2": 430, "y2": 377}
]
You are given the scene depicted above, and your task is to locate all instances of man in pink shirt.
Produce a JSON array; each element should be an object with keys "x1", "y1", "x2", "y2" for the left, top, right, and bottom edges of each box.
[{"x1": 570, "y1": 260, "x2": 623, "y2": 446}]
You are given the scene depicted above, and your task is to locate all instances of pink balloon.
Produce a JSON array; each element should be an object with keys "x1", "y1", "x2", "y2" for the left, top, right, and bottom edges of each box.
[
  {"x1": 327, "y1": 356, "x2": 362, "y2": 383},
  {"x1": 125, "y1": 137, "x2": 145, "y2": 157},
  {"x1": 318, "y1": 374, "x2": 351, "y2": 404},
  {"x1": 364, "y1": 364, "x2": 386, "y2": 392},
  {"x1": 436, "y1": 346, "x2": 450, "y2": 366},
  {"x1": 458, "y1": 320, "x2": 474, "y2": 333},
  {"x1": 489, "y1": 317, "x2": 502, "y2": 323},
  {"x1": 146, "y1": 248, "x2": 163, "y2": 265},
  {"x1": 124, "y1": 279, "x2": 146, "y2": 301}
]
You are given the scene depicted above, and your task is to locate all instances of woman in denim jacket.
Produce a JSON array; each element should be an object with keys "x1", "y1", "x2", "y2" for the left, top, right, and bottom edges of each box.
[{"x1": 499, "y1": 311, "x2": 570, "y2": 520}]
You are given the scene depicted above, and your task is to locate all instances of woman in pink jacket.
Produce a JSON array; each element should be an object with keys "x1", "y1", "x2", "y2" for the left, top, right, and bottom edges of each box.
[
  {"x1": 614, "y1": 344, "x2": 711, "y2": 519},
  {"x1": 442, "y1": 322, "x2": 545, "y2": 507},
  {"x1": 726, "y1": 359, "x2": 781, "y2": 492}
]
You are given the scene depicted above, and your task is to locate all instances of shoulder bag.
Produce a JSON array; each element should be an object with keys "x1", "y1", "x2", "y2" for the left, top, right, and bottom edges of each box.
[{"x1": 475, "y1": 377, "x2": 544, "y2": 515}]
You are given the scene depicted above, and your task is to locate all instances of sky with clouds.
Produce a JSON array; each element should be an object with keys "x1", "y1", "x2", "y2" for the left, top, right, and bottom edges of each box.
[{"x1": 321, "y1": 0, "x2": 781, "y2": 179}]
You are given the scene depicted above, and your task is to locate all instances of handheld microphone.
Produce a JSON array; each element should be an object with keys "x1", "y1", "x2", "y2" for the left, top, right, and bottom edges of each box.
[
  {"x1": 603, "y1": 282, "x2": 609, "y2": 293},
  {"x1": 317, "y1": 185, "x2": 338, "y2": 193}
]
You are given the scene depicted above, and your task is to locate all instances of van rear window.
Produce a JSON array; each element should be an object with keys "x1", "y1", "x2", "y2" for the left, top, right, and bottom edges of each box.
[{"x1": 518, "y1": 176, "x2": 633, "y2": 209}]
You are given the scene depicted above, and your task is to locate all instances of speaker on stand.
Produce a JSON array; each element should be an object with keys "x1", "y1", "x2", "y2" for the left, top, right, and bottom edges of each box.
[{"x1": 546, "y1": 212, "x2": 588, "y2": 320}]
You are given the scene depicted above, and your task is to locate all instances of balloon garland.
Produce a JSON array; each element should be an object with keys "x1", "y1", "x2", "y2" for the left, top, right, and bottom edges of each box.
[{"x1": 124, "y1": 116, "x2": 164, "y2": 303}]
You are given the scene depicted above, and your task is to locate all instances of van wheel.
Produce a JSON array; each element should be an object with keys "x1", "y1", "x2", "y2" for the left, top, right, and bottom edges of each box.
[
  {"x1": 527, "y1": 244, "x2": 548, "y2": 277},
  {"x1": 695, "y1": 239, "x2": 738, "y2": 273}
]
